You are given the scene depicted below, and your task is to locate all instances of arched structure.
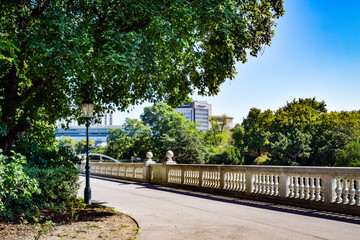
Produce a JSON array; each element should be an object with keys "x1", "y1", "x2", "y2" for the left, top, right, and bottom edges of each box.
[{"x1": 77, "y1": 153, "x2": 120, "y2": 163}]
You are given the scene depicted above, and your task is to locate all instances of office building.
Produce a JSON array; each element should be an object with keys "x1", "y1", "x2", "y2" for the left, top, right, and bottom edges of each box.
[
  {"x1": 175, "y1": 101, "x2": 212, "y2": 132},
  {"x1": 55, "y1": 125, "x2": 122, "y2": 142},
  {"x1": 210, "y1": 115, "x2": 234, "y2": 129}
]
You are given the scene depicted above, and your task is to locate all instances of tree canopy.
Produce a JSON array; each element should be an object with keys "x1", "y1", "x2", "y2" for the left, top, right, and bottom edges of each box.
[{"x1": 0, "y1": 0, "x2": 284, "y2": 153}]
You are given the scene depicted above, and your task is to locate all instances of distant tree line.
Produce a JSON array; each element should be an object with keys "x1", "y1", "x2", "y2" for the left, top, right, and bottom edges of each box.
[{"x1": 59, "y1": 98, "x2": 360, "y2": 167}]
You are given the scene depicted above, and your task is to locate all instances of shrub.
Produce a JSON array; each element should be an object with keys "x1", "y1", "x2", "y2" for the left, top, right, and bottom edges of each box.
[
  {"x1": 207, "y1": 147, "x2": 243, "y2": 165},
  {"x1": 0, "y1": 151, "x2": 39, "y2": 219},
  {"x1": 254, "y1": 156, "x2": 271, "y2": 165},
  {"x1": 25, "y1": 166, "x2": 80, "y2": 210}
]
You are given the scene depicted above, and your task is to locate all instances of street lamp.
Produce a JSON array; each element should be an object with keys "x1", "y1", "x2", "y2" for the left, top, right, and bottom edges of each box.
[{"x1": 81, "y1": 97, "x2": 94, "y2": 205}]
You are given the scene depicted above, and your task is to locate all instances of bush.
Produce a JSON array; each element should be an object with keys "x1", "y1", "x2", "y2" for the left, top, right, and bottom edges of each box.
[
  {"x1": 254, "y1": 156, "x2": 271, "y2": 165},
  {"x1": 0, "y1": 151, "x2": 39, "y2": 219},
  {"x1": 207, "y1": 147, "x2": 243, "y2": 165},
  {"x1": 25, "y1": 166, "x2": 80, "y2": 210},
  {"x1": 335, "y1": 142, "x2": 360, "y2": 167}
]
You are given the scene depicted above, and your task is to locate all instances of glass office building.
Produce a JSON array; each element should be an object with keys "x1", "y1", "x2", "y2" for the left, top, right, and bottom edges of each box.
[{"x1": 175, "y1": 101, "x2": 212, "y2": 132}]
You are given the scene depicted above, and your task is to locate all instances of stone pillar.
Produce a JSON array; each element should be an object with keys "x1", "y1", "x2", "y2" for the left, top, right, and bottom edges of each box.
[
  {"x1": 245, "y1": 170, "x2": 254, "y2": 194},
  {"x1": 279, "y1": 172, "x2": 290, "y2": 198},
  {"x1": 323, "y1": 175, "x2": 337, "y2": 204},
  {"x1": 144, "y1": 152, "x2": 155, "y2": 183}
]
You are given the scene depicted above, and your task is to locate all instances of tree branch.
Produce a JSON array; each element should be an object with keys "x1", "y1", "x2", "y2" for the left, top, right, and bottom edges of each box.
[{"x1": 30, "y1": 0, "x2": 52, "y2": 19}]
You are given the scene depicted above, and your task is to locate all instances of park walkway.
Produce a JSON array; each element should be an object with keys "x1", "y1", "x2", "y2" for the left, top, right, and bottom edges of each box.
[{"x1": 78, "y1": 175, "x2": 360, "y2": 240}]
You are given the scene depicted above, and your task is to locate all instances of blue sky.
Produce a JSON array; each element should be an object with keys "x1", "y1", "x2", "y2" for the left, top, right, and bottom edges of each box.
[{"x1": 114, "y1": 0, "x2": 360, "y2": 125}]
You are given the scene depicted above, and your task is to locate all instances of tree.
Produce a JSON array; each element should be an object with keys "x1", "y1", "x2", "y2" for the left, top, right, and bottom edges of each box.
[
  {"x1": 311, "y1": 111, "x2": 360, "y2": 166},
  {"x1": 104, "y1": 120, "x2": 152, "y2": 160},
  {"x1": 75, "y1": 139, "x2": 95, "y2": 155},
  {"x1": 58, "y1": 136, "x2": 76, "y2": 149},
  {"x1": 242, "y1": 108, "x2": 273, "y2": 156},
  {"x1": 0, "y1": 0, "x2": 284, "y2": 153},
  {"x1": 335, "y1": 142, "x2": 360, "y2": 167},
  {"x1": 269, "y1": 98, "x2": 325, "y2": 165},
  {"x1": 206, "y1": 115, "x2": 231, "y2": 146},
  {"x1": 141, "y1": 103, "x2": 206, "y2": 163}
]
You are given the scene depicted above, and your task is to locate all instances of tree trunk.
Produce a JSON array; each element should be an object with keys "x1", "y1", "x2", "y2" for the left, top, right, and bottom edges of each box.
[{"x1": 0, "y1": 124, "x2": 31, "y2": 154}]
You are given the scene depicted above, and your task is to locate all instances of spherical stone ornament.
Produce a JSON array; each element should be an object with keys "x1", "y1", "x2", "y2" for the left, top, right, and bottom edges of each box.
[
  {"x1": 146, "y1": 152, "x2": 153, "y2": 159},
  {"x1": 166, "y1": 150, "x2": 174, "y2": 159}
]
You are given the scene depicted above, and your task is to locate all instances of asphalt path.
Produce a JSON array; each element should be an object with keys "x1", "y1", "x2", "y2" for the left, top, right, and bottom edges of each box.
[{"x1": 78, "y1": 175, "x2": 360, "y2": 240}]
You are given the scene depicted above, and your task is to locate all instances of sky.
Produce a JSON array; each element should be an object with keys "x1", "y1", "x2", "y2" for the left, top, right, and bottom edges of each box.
[{"x1": 113, "y1": 0, "x2": 360, "y2": 125}]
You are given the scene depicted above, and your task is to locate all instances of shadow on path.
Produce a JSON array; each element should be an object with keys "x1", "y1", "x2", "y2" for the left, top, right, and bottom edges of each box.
[{"x1": 81, "y1": 174, "x2": 360, "y2": 225}]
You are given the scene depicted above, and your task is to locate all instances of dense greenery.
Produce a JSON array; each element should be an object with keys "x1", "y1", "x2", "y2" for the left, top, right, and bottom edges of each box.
[
  {"x1": 100, "y1": 99, "x2": 360, "y2": 167},
  {"x1": 0, "y1": 150, "x2": 39, "y2": 219},
  {"x1": 1, "y1": 122, "x2": 80, "y2": 220},
  {"x1": 0, "y1": 0, "x2": 284, "y2": 153},
  {"x1": 234, "y1": 98, "x2": 360, "y2": 166},
  {"x1": 102, "y1": 103, "x2": 206, "y2": 163}
]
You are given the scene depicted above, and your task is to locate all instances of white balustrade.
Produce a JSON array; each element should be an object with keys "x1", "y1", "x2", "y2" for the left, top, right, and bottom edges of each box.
[{"x1": 77, "y1": 155, "x2": 360, "y2": 214}]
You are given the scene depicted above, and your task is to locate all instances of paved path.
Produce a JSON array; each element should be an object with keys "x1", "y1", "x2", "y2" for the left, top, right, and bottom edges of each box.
[{"x1": 78, "y1": 175, "x2": 360, "y2": 240}]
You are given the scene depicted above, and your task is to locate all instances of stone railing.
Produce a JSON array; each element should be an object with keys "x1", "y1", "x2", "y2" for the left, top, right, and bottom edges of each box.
[{"x1": 77, "y1": 151, "x2": 360, "y2": 215}]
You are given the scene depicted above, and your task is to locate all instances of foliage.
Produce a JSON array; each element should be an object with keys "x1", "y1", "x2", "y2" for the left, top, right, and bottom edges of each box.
[
  {"x1": 0, "y1": 0, "x2": 284, "y2": 153},
  {"x1": 254, "y1": 155, "x2": 272, "y2": 165},
  {"x1": 207, "y1": 147, "x2": 243, "y2": 165},
  {"x1": 25, "y1": 166, "x2": 80, "y2": 210},
  {"x1": 14, "y1": 122, "x2": 79, "y2": 168},
  {"x1": 141, "y1": 103, "x2": 206, "y2": 163},
  {"x1": 206, "y1": 115, "x2": 231, "y2": 146},
  {"x1": 235, "y1": 98, "x2": 360, "y2": 166},
  {"x1": 335, "y1": 142, "x2": 360, "y2": 167},
  {"x1": 270, "y1": 129, "x2": 312, "y2": 164},
  {"x1": 0, "y1": 151, "x2": 39, "y2": 219},
  {"x1": 104, "y1": 118, "x2": 152, "y2": 159},
  {"x1": 75, "y1": 138, "x2": 96, "y2": 155},
  {"x1": 161, "y1": 125, "x2": 206, "y2": 164},
  {"x1": 242, "y1": 108, "x2": 273, "y2": 156},
  {"x1": 58, "y1": 136, "x2": 76, "y2": 149}
]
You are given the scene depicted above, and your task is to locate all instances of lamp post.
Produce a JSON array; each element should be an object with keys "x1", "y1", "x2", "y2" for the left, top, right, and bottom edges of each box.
[{"x1": 80, "y1": 97, "x2": 94, "y2": 205}]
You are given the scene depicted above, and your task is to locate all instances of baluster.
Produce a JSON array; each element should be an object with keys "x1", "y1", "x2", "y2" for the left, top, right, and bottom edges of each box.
[
  {"x1": 289, "y1": 177, "x2": 294, "y2": 198},
  {"x1": 274, "y1": 175, "x2": 279, "y2": 196},
  {"x1": 349, "y1": 179, "x2": 356, "y2": 205},
  {"x1": 300, "y1": 177, "x2": 305, "y2": 199},
  {"x1": 263, "y1": 175, "x2": 268, "y2": 194},
  {"x1": 233, "y1": 173, "x2": 237, "y2": 191},
  {"x1": 254, "y1": 175, "x2": 258, "y2": 193},
  {"x1": 265, "y1": 175, "x2": 270, "y2": 195},
  {"x1": 315, "y1": 177, "x2": 322, "y2": 201},
  {"x1": 191, "y1": 171, "x2": 194, "y2": 185},
  {"x1": 207, "y1": 172, "x2": 210, "y2": 187},
  {"x1": 259, "y1": 175, "x2": 263, "y2": 194},
  {"x1": 304, "y1": 177, "x2": 310, "y2": 199},
  {"x1": 269, "y1": 175, "x2": 274, "y2": 195},
  {"x1": 241, "y1": 173, "x2": 245, "y2": 191},
  {"x1": 335, "y1": 178, "x2": 342, "y2": 203},
  {"x1": 229, "y1": 172, "x2": 233, "y2": 190},
  {"x1": 208, "y1": 172, "x2": 211, "y2": 187},
  {"x1": 238, "y1": 173, "x2": 244, "y2": 191},
  {"x1": 295, "y1": 176, "x2": 300, "y2": 198},
  {"x1": 342, "y1": 179, "x2": 349, "y2": 204},
  {"x1": 265, "y1": 175, "x2": 269, "y2": 195},
  {"x1": 356, "y1": 178, "x2": 360, "y2": 206},
  {"x1": 224, "y1": 173, "x2": 228, "y2": 190}
]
